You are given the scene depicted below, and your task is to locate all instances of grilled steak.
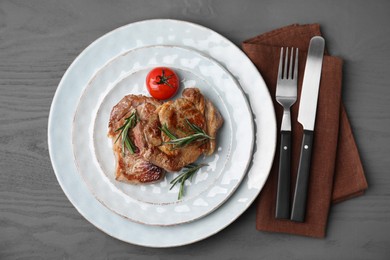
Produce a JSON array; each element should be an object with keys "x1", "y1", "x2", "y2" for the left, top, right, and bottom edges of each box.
[
  {"x1": 108, "y1": 88, "x2": 223, "y2": 183},
  {"x1": 108, "y1": 95, "x2": 165, "y2": 184},
  {"x1": 182, "y1": 88, "x2": 223, "y2": 156},
  {"x1": 134, "y1": 88, "x2": 223, "y2": 172}
]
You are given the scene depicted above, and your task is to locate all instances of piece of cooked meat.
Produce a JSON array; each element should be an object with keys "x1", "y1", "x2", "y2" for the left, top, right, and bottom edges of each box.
[
  {"x1": 133, "y1": 88, "x2": 223, "y2": 172},
  {"x1": 182, "y1": 88, "x2": 224, "y2": 156},
  {"x1": 108, "y1": 95, "x2": 165, "y2": 184}
]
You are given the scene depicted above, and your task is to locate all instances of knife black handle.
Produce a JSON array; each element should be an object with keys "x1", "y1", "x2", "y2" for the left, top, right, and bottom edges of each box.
[
  {"x1": 275, "y1": 130, "x2": 291, "y2": 219},
  {"x1": 291, "y1": 130, "x2": 314, "y2": 222}
]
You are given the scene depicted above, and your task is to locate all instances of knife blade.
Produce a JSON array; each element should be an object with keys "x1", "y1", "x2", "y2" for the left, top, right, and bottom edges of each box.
[{"x1": 290, "y1": 36, "x2": 325, "y2": 222}]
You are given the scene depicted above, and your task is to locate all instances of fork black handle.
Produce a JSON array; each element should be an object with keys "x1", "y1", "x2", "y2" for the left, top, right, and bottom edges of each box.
[
  {"x1": 290, "y1": 130, "x2": 314, "y2": 222},
  {"x1": 275, "y1": 130, "x2": 291, "y2": 219}
]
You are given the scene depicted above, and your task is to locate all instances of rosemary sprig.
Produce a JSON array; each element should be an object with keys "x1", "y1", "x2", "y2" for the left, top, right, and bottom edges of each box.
[
  {"x1": 170, "y1": 163, "x2": 208, "y2": 200},
  {"x1": 114, "y1": 111, "x2": 138, "y2": 155},
  {"x1": 160, "y1": 123, "x2": 178, "y2": 140},
  {"x1": 161, "y1": 119, "x2": 213, "y2": 148}
]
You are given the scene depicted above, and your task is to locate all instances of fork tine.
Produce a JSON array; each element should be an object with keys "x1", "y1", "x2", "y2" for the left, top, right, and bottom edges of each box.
[
  {"x1": 283, "y1": 47, "x2": 289, "y2": 79},
  {"x1": 294, "y1": 48, "x2": 299, "y2": 80},
  {"x1": 278, "y1": 47, "x2": 284, "y2": 79},
  {"x1": 288, "y1": 48, "x2": 294, "y2": 79}
]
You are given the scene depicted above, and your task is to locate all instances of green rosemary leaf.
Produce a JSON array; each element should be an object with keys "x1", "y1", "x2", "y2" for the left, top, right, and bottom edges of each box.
[
  {"x1": 169, "y1": 163, "x2": 207, "y2": 200},
  {"x1": 165, "y1": 133, "x2": 212, "y2": 148},
  {"x1": 160, "y1": 124, "x2": 178, "y2": 140},
  {"x1": 114, "y1": 111, "x2": 138, "y2": 155},
  {"x1": 114, "y1": 132, "x2": 122, "y2": 144},
  {"x1": 185, "y1": 119, "x2": 204, "y2": 133},
  {"x1": 115, "y1": 125, "x2": 126, "y2": 132},
  {"x1": 124, "y1": 137, "x2": 135, "y2": 154},
  {"x1": 160, "y1": 119, "x2": 213, "y2": 148}
]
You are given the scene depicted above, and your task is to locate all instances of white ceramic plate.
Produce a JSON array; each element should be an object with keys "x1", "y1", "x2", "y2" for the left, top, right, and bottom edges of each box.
[
  {"x1": 72, "y1": 45, "x2": 254, "y2": 226},
  {"x1": 48, "y1": 19, "x2": 276, "y2": 247}
]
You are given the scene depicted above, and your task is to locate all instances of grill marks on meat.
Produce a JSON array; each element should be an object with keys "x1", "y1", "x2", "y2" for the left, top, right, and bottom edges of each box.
[
  {"x1": 139, "y1": 97, "x2": 207, "y2": 172},
  {"x1": 108, "y1": 95, "x2": 165, "y2": 184},
  {"x1": 135, "y1": 88, "x2": 223, "y2": 172},
  {"x1": 108, "y1": 88, "x2": 224, "y2": 183},
  {"x1": 182, "y1": 88, "x2": 223, "y2": 156}
]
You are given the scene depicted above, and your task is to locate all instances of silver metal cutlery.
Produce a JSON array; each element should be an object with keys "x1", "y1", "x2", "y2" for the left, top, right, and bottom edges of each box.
[
  {"x1": 290, "y1": 36, "x2": 325, "y2": 222},
  {"x1": 275, "y1": 47, "x2": 298, "y2": 219}
]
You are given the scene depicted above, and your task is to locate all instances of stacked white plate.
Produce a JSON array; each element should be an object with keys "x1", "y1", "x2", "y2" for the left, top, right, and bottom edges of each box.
[{"x1": 48, "y1": 19, "x2": 276, "y2": 247}]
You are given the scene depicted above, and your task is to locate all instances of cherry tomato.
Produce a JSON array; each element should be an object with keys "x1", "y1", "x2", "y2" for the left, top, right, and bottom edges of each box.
[{"x1": 146, "y1": 67, "x2": 179, "y2": 100}]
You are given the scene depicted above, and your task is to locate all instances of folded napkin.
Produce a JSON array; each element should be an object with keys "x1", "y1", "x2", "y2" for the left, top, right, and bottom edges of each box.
[{"x1": 242, "y1": 24, "x2": 368, "y2": 238}]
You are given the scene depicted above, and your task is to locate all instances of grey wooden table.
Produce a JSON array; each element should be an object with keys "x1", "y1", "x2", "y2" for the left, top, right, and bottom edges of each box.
[{"x1": 1, "y1": 0, "x2": 389, "y2": 259}]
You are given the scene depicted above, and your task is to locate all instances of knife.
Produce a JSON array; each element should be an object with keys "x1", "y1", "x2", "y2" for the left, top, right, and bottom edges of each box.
[{"x1": 290, "y1": 36, "x2": 325, "y2": 222}]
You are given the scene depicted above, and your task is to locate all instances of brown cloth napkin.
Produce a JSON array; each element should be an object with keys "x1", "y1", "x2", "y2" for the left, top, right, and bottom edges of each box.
[{"x1": 242, "y1": 24, "x2": 368, "y2": 238}]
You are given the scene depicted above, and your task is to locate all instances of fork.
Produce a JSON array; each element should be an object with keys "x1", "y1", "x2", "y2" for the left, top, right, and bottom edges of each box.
[{"x1": 275, "y1": 47, "x2": 298, "y2": 219}]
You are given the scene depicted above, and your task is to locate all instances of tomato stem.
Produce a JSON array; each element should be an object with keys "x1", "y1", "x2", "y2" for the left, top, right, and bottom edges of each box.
[{"x1": 156, "y1": 69, "x2": 175, "y2": 88}]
